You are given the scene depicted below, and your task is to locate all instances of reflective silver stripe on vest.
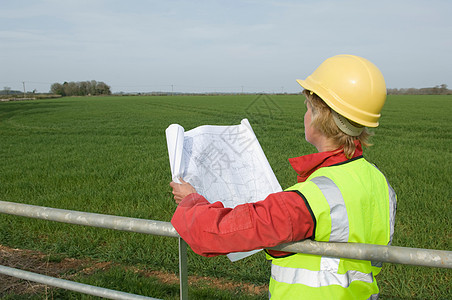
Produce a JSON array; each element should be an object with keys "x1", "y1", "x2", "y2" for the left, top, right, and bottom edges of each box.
[
  {"x1": 387, "y1": 182, "x2": 397, "y2": 245},
  {"x1": 310, "y1": 176, "x2": 349, "y2": 242},
  {"x1": 370, "y1": 164, "x2": 397, "y2": 246},
  {"x1": 271, "y1": 264, "x2": 373, "y2": 288},
  {"x1": 271, "y1": 176, "x2": 374, "y2": 291},
  {"x1": 371, "y1": 178, "x2": 397, "y2": 269}
]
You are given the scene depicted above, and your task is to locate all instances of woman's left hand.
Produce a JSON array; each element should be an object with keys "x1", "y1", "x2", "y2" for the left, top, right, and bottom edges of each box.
[{"x1": 170, "y1": 178, "x2": 197, "y2": 205}]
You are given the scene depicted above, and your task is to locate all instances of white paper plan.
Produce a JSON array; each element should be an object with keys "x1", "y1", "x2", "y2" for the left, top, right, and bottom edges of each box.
[{"x1": 166, "y1": 119, "x2": 282, "y2": 261}]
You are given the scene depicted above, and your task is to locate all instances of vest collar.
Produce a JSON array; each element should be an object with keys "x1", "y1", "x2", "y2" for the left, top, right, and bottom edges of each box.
[{"x1": 289, "y1": 141, "x2": 363, "y2": 182}]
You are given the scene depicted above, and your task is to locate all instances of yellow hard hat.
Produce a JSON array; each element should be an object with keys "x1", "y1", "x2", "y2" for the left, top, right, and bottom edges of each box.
[{"x1": 296, "y1": 54, "x2": 387, "y2": 127}]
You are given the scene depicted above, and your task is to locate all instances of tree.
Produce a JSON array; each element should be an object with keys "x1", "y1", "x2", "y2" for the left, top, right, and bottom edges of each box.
[
  {"x1": 96, "y1": 81, "x2": 111, "y2": 95},
  {"x1": 50, "y1": 81, "x2": 112, "y2": 96},
  {"x1": 88, "y1": 80, "x2": 97, "y2": 95},
  {"x1": 387, "y1": 84, "x2": 451, "y2": 95},
  {"x1": 65, "y1": 82, "x2": 78, "y2": 96},
  {"x1": 50, "y1": 83, "x2": 65, "y2": 96},
  {"x1": 79, "y1": 81, "x2": 89, "y2": 96}
]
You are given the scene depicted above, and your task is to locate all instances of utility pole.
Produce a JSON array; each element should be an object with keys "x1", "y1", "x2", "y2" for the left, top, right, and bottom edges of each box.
[{"x1": 22, "y1": 82, "x2": 26, "y2": 98}]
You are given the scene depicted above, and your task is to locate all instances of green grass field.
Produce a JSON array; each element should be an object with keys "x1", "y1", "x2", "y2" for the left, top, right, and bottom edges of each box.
[{"x1": 0, "y1": 94, "x2": 451, "y2": 299}]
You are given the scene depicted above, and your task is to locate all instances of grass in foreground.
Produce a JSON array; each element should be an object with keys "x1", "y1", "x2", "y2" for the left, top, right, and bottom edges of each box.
[{"x1": 0, "y1": 94, "x2": 451, "y2": 299}]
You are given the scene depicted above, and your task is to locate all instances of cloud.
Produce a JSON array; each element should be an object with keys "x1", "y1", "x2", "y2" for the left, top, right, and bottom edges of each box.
[{"x1": 1, "y1": 0, "x2": 451, "y2": 92}]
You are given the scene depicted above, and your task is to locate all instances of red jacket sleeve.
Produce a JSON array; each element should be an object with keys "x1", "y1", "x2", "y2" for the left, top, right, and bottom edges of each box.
[{"x1": 170, "y1": 191, "x2": 314, "y2": 257}]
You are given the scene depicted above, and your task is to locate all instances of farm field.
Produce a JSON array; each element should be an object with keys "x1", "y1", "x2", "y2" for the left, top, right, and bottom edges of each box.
[{"x1": 0, "y1": 94, "x2": 451, "y2": 299}]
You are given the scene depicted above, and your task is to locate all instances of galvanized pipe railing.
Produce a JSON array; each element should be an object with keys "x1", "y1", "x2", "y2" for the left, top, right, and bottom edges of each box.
[
  {"x1": 271, "y1": 241, "x2": 451, "y2": 269},
  {"x1": 0, "y1": 200, "x2": 178, "y2": 238},
  {"x1": 0, "y1": 200, "x2": 185, "y2": 300},
  {"x1": 0, "y1": 200, "x2": 451, "y2": 300},
  {"x1": 0, "y1": 265, "x2": 158, "y2": 300},
  {"x1": 0, "y1": 200, "x2": 451, "y2": 268}
]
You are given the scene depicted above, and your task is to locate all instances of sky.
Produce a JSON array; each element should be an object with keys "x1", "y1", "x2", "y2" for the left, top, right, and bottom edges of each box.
[{"x1": 1, "y1": 0, "x2": 451, "y2": 94}]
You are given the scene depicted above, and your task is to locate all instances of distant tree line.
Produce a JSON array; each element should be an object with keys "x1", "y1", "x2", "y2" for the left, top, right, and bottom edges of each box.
[
  {"x1": 50, "y1": 80, "x2": 111, "y2": 96},
  {"x1": 1, "y1": 87, "x2": 22, "y2": 95},
  {"x1": 387, "y1": 84, "x2": 451, "y2": 95}
]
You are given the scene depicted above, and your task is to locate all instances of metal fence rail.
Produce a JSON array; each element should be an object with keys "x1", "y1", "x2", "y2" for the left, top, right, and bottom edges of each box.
[
  {"x1": 271, "y1": 241, "x2": 452, "y2": 269},
  {"x1": 0, "y1": 265, "x2": 158, "y2": 300},
  {"x1": 0, "y1": 200, "x2": 185, "y2": 300},
  {"x1": 1, "y1": 200, "x2": 451, "y2": 299},
  {"x1": 0, "y1": 200, "x2": 179, "y2": 238}
]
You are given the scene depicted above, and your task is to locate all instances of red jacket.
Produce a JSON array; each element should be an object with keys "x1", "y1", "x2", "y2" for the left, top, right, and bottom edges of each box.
[{"x1": 171, "y1": 143, "x2": 363, "y2": 257}]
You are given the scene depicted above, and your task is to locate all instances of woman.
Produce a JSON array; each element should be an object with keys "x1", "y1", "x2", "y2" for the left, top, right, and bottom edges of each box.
[{"x1": 170, "y1": 54, "x2": 396, "y2": 299}]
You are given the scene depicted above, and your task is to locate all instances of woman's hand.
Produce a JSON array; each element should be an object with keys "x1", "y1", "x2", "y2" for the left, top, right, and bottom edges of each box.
[{"x1": 170, "y1": 178, "x2": 197, "y2": 205}]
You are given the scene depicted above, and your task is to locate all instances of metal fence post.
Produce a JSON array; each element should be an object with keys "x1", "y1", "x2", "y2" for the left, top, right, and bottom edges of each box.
[{"x1": 179, "y1": 238, "x2": 189, "y2": 300}]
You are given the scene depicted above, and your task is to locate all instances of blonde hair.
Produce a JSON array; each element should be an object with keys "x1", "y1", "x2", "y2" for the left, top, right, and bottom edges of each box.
[{"x1": 303, "y1": 90, "x2": 372, "y2": 158}]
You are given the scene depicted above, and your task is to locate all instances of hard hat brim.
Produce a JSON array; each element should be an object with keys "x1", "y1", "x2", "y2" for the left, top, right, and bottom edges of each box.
[{"x1": 296, "y1": 78, "x2": 380, "y2": 127}]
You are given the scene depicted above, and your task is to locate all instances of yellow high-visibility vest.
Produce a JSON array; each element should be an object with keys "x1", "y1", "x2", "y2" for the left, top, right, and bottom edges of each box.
[{"x1": 267, "y1": 157, "x2": 396, "y2": 299}]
